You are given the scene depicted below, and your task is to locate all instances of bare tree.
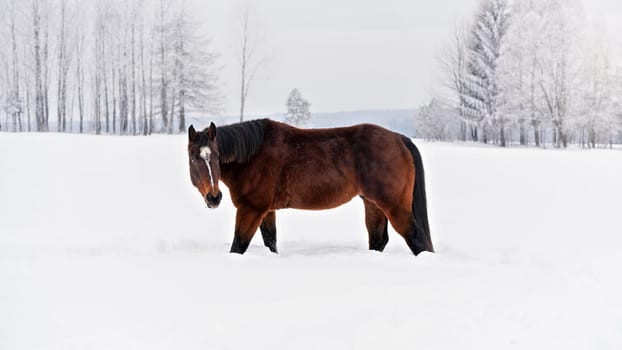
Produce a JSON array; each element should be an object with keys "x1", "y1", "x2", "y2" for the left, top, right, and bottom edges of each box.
[
  {"x1": 157, "y1": 0, "x2": 170, "y2": 132},
  {"x1": 130, "y1": 2, "x2": 138, "y2": 134},
  {"x1": 139, "y1": 7, "x2": 149, "y2": 136},
  {"x1": 438, "y1": 22, "x2": 471, "y2": 141},
  {"x1": 1, "y1": 0, "x2": 222, "y2": 136},
  {"x1": 7, "y1": 0, "x2": 23, "y2": 132},
  {"x1": 75, "y1": 6, "x2": 85, "y2": 134},
  {"x1": 32, "y1": 0, "x2": 47, "y2": 131},
  {"x1": 23, "y1": 31, "x2": 32, "y2": 132},
  {"x1": 56, "y1": 0, "x2": 73, "y2": 132},
  {"x1": 237, "y1": 6, "x2": 265, "y2": 122},
  {"x1": 148, "y1": 23, "x2": 155, "y2": 135}
]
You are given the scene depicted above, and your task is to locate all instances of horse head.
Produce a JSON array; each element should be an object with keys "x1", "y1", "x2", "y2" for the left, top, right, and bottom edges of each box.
[{"x1": 188, "y1": 123, "x2": 222, "y2": 208}]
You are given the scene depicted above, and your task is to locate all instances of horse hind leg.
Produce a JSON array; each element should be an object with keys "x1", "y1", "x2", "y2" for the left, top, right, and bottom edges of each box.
[
  {"x1": 384, "y1": 206, "x2": 428, "y2": 256},
  {"x1": 260, "y1": 211, "x2": 278, "y2": 253},
  {"x1": 363, "y1": 198, "x2": 389, "y2": 252}
]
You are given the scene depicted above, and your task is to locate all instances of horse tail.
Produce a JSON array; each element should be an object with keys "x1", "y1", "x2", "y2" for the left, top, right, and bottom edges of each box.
[{"x1": 400, "y1": 136, "x2": 434, "y2": 253}]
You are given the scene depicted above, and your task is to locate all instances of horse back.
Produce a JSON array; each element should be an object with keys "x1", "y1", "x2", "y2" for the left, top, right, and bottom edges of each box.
[{"x1": 258, "y1": 121, "x2": 413, "y2": 210}]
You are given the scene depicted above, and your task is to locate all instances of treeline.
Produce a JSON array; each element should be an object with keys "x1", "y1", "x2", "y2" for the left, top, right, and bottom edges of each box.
[
  {"x1": 0, "y1": 0, "x2": 221, "y2": 134},
  {"x1": 424, "y1": 0, "x2": 622, "y2": 148}
]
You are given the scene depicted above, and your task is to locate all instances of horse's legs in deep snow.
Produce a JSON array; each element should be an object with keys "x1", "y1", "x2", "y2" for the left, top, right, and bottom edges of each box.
[
  {"x1": 260, "y1": 211, "x2": 278, "y2": 253},
  {"x1": 383, "y1": 205, "x2": 427, "y2": 256},
  {"x1": 362, "y1": 198, "x2": 389, "y2": 252},
  {"x1": 230, "y1": 207, "x2": 268, "y2": 254}
]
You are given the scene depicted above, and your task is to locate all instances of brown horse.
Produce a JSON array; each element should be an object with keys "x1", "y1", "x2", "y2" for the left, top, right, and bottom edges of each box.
[{"x1": 187, "y1": 119, "x2": 433, "y2": 255}]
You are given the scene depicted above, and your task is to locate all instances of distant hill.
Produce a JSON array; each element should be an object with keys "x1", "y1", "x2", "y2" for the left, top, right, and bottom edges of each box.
[{"x1": 188, "y1": 109, "x2": 421, "y2": 137}]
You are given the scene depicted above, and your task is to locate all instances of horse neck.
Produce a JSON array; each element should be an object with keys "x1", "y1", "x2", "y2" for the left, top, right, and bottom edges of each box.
[{"x1": 218, "y1": 161, "x2": 237, "y2": 189}]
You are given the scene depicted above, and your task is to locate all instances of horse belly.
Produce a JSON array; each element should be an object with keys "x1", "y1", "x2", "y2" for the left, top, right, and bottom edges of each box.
[{"x1": 278, "y1": 166, "x2": 359, "y2": 210}]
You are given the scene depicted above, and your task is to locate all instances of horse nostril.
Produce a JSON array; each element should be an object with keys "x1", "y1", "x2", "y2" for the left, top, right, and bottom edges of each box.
[{"x1": 206, "y1": 191, "x2": 222, "y2": 205}]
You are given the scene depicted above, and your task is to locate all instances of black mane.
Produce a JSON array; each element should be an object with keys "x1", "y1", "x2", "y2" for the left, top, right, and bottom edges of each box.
[{"x1": 210, "y1": 119, "x2": 268, "y2": 164}]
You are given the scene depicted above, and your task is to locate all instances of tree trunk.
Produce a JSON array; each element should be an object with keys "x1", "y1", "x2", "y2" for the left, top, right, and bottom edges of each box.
[
  {"x1": 159, "y1": 0, "x2": 168, "y2": 133},
  {"x1": 102, "y1": 29, "x2": 110, "y2": 134},
  {"x1": 33, "y1": 0, "x2": 45, "y2": 132},
  {"x1": 56, "y1": 0, "x2": 66, "y2": 132},
  {"x1": 149, "y1": 34, "x2": 154, "y2": 135},
  {"x1": 533, "y1": 123, "x2": 540, "y2": 147},
  {"x1": 131, "y1": 20, "x2": 137, "y2": 135},
  {"x1": 43, "y1": 5, "x2": 50, "y2": 132},
  {"x1": 24, "y1": 42, "x2": 31, "y2": 132},
  {"x1": 519, "y1": 121, "x2": 526, "y2": 145},
  {"x1": 500, "y1": 125, "x2": 506, "y2": 147},
  {"x1": 77, "y1": 36, "x2": 84, "y2": 134},
  {"x1": 140, "y1": 21, "x2": 148, "y2": 136},
  {"x1": 111, "y1": 40, "x2": 117, "y2": 134}
]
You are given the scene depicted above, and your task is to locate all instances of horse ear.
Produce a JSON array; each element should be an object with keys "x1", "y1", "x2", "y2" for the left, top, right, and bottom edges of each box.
[
  {"x1": 207, "y1": 122, "x2": 217, "y2": 140},
  {"x1": 188, "y1": 124, "x2": 197, "y2": 142}
]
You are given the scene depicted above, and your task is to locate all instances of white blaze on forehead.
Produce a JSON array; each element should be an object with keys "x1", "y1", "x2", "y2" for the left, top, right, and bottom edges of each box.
[
  {"x1": 199, "y1": 146, "x2": 215, "y2": 189},
  {"x1": 199, "y1": 146, "x2": 211, "y2": 159}
]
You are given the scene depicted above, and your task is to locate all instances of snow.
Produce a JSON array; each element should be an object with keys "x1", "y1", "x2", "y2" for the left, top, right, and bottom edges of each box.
[{"x1": 1, "y1": 133, "x2": 621, "y2": 349}]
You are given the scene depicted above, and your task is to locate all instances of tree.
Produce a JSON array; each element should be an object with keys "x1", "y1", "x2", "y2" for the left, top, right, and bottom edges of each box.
[
  {"x1": 55, "y1": 0, "x2": 73, "y2": 133},
  {"x1": 0, "y1": 0, "x2": 222, "y2": 135},
  {"x1": 438, "y1": 22, "x2": 471, "y2": 141},
  {"x1": 285, "y1": 89, "x2": 311, "y2": 127},
  {"x1": 156, "y1": 0, "x2": 170, "y2": 133},
  {"x1": 237, "y1": 6, "x2": 265, "y2": 122},
  {"x1": 534, "y1": 0, "x2": 584, "y2": 148},
  {"x1": 416, "y1": 99, "x2": 461, "y2": 142},
  {"x1": 3, "y1": 0, "x2": 24, "y2": 132},
  {"x1": 168, "y1": 7, "x2": 222, "y2": 134},
  {"x1": 498, "y1": 0, "x2": 545, "y2": 146},
  {"x1": 460, "y1": 0, "x2": 510, "y2": 146},
  {"x1": 576, "y1": 31, "x2": 621, "y2": 148},
  {"x1": 32, "y1": 0, "x2": 49, "y2": 132}
]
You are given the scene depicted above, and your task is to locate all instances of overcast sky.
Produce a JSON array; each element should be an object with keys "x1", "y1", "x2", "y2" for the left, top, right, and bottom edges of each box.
[{"x1": 187, "y1": 0, "x2": 622, "y2": 116}]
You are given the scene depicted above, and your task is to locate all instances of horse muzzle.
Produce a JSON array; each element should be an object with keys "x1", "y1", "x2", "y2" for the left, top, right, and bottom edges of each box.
[{"x1": 206, "y1": 191, "x2": 223, "y2": 209}]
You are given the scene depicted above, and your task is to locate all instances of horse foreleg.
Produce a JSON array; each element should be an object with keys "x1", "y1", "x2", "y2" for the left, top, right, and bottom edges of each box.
[
  {"x1": 362, "y1": 199, "x2": 389, "y2": 252},
  {"x1": 259, "y1": 211, "x2": 278, "y2": 254},
  {"x1": 230, "y1": 207, "x2": 267, "y2": 254}
]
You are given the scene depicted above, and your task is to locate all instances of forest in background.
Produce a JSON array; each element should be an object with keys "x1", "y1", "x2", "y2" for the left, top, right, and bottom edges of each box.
[
  {"x1": 419, "y1": 0, "x2": 622, "y2": 148},
  {"x1": 2, "y1": 0, "x2": 622, "y2": 150},
  {"x1": 0, "y1": 0, "x2": 222, "y2": 135}
]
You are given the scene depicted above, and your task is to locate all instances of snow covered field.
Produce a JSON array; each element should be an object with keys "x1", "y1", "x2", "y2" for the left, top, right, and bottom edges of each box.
[{"x1": 1, "y1": 132, "x2": 621, "y2": 349}]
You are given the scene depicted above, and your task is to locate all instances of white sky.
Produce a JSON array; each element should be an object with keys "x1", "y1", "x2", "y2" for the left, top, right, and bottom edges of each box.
[{"x1": 187, "y1": 0, "x2": 622, "y2": 116}]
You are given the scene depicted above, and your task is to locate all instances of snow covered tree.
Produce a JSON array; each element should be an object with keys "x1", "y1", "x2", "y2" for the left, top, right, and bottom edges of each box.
[
  {"x1": 0, "y1": 0, "x2": 223, "y2": 135},
  {"x1": 461, "y1": 0, "x2": 510, "y2": 146},
  {"x1": 0, "y1": 0, "x2": 23, "y2": 132},
  {"x1": 31, "y1": 0, "x2": 50, "y2": 132},
  {"x1": 499, "y1": 0, "x2": 557, "y2": 147},
  {"x1": 416, "y1": 99, "x2": 461, "y2": 142},
  {"x1": 576, "y1": 32, "x2": 622, "y2": 148},
  {"x1": 55, "y1": 0, "x2": 73, "y2": 133},
  {"x1": 533, "y1": 0, "x2": 585, "y2": 148},
  {"x1": 285, "y1": 89, "x2": 311, "y2": 127},
  {"x1": 168, "y1": 6, "x2": 222, "y2": 134},
  {"x1": 438, "y1": 23, "x2": 471, "y2": 141},
  {"x1": 498, "y1": 0, "x2": 547, "y2": 146}
]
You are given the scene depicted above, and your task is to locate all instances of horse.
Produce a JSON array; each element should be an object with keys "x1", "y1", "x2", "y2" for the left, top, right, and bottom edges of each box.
[{"x1": 187, "y1": 119, "x2": 434, "y2": 255}]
